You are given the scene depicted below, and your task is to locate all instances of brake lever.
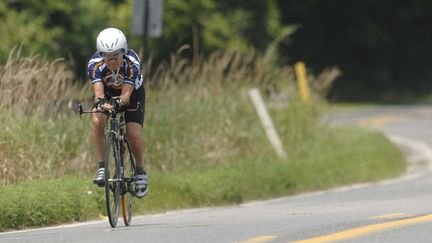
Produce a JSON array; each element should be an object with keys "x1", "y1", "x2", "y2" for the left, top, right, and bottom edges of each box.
[{"x1": 78, "y1": 104, "x2": 84, "y2": 118}]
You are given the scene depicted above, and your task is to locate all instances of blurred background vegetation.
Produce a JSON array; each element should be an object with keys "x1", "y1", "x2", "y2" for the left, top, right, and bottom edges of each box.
[{"x1": 1, "y1": 0, "x2": 430, "y2": 101}]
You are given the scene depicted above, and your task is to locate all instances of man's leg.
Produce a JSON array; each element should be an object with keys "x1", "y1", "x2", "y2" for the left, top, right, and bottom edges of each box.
[
  {"x1": 126, "y1": 122, "x2": 145, "y2": 168},
  {"x1": 92, "y1": 112, "x2": 107, "y2": 185},
  {"x1": 92, "y1": 112, "x2": 108, "y2": 161},
  {"x1": 126, "y1": 122, "x2": 148, "y2": 198}
]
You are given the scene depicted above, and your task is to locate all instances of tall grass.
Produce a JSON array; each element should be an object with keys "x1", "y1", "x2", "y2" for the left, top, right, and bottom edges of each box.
[
  {"x1": 0, "y1": 109, "x2": 94, "y2": 184},
  {"x1": 0, "y1": 46, "x2": 88, "y2": 110},
  {"x1": 0, "y1": 47, "x2": 339, "y2": 184},
  {"x1": 0, "y1": 47, "x2": 92, "y2": 184},
  {"x1": 148, "y1": 48, "x2": 294, "y2": 90}
]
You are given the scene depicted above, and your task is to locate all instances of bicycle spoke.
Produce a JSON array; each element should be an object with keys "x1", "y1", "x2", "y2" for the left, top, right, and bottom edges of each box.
[
  {"x1": 105, "y1": 134, "x2": 120, "y2": 228},
  {"x1": 121, "y1": 139, "x2": 136, "y2": 226}
]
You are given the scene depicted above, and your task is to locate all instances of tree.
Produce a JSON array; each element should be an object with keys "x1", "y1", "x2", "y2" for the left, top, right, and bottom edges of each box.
[{"x1": 277, "y1": 0, "x2": 432, "y2": 100}]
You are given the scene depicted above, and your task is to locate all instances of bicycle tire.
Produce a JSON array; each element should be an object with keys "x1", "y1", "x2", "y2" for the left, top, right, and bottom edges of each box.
[
  {"x1": 104, "y1": 133, "x2": 121, "y2": 228},
  {"x1": 120, "y1": 138, "x2": 136, "y2": 226}
]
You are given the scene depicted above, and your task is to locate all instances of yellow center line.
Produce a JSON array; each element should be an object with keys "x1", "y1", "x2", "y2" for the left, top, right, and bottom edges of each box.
[
  {"x1": 292, "y1": 214, "x2": 432, "y2": 243},
  {"x1": 357, "y1": 118, "x2": 370, "y2": 127},
  {"x1": 240, "y1": 235, "x2": 278, "y2": 243},
  {"x1": 370, "y1": 115, "x2": 405, "y2": 128},
  {"x1": 357, "y1": 114, "x2": 405, "y2": 128},
  {"x1": 369, "y1": 213, "x2": 410, "y2": 220}
]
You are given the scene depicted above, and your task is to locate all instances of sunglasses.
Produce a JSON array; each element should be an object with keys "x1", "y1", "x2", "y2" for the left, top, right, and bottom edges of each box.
[{"x1": 100, "y1": 50, "x2": 124, "y2": 59}]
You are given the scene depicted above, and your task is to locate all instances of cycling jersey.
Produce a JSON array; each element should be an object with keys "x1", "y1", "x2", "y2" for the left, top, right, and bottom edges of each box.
[
  {"x1": 87, "y1": 49, "x2": 144, "y2": 96},
  {"x1": 87, "y1": 49, "x2": 146, "y2": 125}
]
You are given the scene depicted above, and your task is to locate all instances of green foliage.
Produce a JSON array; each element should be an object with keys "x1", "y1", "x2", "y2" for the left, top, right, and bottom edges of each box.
[
  {"x1": 0, "y1": 0, "x2": 295, "y2": 78},
  {"x1": 0, "y1": 0, "x2": 127, "y2": 77},
  {"x1": 156, "y1": 0, "x2": 291, "y2": 57},
  {"x1": 0, "y1": 177, "x2": 101, "y2": 230},
  {"x1": 0, "y1": 2, "x2": 62, "y2": 56},
  {"x1": 3, "y1": 0, "x2": 431, "y2": 99},
  {"x1": 202, "y1": 10, "x2": 253, "y2": 52}
]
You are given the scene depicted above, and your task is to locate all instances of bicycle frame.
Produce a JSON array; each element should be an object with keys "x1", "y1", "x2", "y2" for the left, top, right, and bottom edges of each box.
[{"x1": 78, "y1": 102, "x2": 139, "y2": 227}]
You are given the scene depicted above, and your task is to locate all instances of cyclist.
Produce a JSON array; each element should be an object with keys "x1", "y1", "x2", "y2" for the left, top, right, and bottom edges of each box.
[{"x1": 87, "y1": 27, "x2": 148, "y2": 198}]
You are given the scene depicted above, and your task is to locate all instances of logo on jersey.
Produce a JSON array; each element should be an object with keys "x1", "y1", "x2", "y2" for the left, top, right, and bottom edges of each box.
[{"x1": 103, "y1": 69, "x2": 125, "y2": 89}]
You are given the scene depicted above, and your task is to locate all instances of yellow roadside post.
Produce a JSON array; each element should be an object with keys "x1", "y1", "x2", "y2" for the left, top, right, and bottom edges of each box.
[{"x1": 295, "y1": 61, "x2": 311, "y2": 105}]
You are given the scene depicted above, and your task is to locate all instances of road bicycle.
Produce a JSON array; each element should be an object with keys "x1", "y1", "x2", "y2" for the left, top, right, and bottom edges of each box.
[{"x1": 78, "y1": 101, "x2": 140, "y2": 228}]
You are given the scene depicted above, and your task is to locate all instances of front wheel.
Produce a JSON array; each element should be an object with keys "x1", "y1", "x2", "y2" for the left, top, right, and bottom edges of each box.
[
  {"x1": 121, "y1": 139, "x2": 136, "y2": 226},
  {"x1": 104, "y1": 134, "x2": 121, "y2": 228}
]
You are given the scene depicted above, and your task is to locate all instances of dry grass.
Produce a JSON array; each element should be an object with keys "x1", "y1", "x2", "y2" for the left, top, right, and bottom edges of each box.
[
  {"x1": 309, "y1": 67, "x2": 342, "y2": 97},
  {"x1": 0, "y1": 46, "x2": 87, "y2": 111},
  {"x1": 146, "y1": 47, "x2": 297, "y2": 93}
]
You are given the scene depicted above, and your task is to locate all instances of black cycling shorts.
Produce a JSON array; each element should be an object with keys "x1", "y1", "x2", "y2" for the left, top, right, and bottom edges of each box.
[
  {"x1": 125, "y1": 85, "x2": 145, "y2": 126},
  {"x1": 101, "y1": 85, "x2": 146, "y2": 126}
]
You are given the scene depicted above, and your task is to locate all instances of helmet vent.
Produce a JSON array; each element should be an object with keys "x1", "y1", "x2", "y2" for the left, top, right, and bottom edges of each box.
[{"x1": 96, "y1": 28, "x2": 127, "y2": 53}]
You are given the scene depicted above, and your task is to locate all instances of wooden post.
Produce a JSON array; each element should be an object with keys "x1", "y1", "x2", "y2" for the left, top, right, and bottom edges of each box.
[
  {"x1": 295, "y1": 61, "x2": 311, "y2": 105},
  {"x1": 249, "y1": 89, "x2": 287, "y2": 158}
]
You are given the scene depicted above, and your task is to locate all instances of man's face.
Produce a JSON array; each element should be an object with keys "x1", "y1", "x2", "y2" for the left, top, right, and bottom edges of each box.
[{"x1": 102, "y1": 50, "x2": 124, "y2": 71}]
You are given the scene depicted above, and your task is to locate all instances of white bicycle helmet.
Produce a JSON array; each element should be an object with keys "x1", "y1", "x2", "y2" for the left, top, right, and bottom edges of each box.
[{"x1": 96, "y1": 28, "x2": 128, "y2": 54}]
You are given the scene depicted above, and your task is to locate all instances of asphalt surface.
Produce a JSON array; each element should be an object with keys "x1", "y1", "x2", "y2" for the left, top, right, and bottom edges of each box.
[{"x1": 2, "y1": 104, "x2": 432, "y2": 243}]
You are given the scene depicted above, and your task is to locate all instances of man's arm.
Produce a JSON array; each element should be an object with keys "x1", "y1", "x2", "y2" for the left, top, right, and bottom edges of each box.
[
  {"x1": 93, "y1": 82, "x2": 105, "y2": 102},
  {"x1": 119, "y1": 84, "x2": 134, "y2": 106}
]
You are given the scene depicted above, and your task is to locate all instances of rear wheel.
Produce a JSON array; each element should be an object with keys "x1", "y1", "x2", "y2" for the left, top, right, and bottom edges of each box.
[
  {"x1": 121, "y1": 139, "x2": 136, "y2": 226},
  {"x1": 104, "y1": 134, "x2": 121, "y2": 228}
]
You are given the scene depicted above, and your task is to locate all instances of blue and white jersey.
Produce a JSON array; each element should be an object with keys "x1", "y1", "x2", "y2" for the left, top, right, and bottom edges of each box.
[{"x1": 87, "y1": 49, "x2": 144, "y2": 94}]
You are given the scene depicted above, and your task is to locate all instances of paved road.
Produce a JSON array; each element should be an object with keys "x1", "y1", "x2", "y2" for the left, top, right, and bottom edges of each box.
[{"x1": 2, "y1": 104, "x2": 432, "y2": 243}]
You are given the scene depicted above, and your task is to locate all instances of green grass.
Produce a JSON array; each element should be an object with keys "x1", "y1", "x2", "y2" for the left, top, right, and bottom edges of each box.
[
  {"x1": 0, "y1": 109, "x2": 94, "y2": 184},
  {"x1": 0, "y1": 125, "x2": 405, "y2": 230},
  {"x1": 0, "y1": 177, "x2": 102, "y2": 231}
]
